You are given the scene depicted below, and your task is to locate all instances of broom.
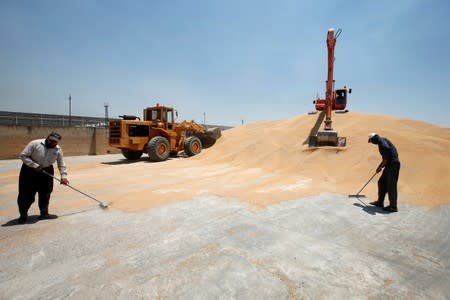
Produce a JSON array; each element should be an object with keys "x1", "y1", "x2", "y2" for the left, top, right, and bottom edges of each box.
[{"x1": 348, "y1": 172, "x2": 378, "y2": 198}]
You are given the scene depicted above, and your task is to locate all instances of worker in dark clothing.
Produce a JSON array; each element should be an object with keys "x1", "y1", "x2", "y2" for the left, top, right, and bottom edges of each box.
[
  {"x1": 17, "y1": 132, "x2": 69, "y2": 224},
  {"x1": 368, "y1": 132, "x2": 400, "y2": 212}
]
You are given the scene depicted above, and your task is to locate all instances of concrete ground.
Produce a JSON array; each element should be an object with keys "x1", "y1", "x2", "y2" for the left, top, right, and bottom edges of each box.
[{"x1": 0, "y1": 155, "x2": 449, "y2": 299}]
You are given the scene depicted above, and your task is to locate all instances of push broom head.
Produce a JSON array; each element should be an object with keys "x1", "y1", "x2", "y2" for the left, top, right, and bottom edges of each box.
[{"x1": 348, "y1": 173, "x2": 378, "y2": 198}]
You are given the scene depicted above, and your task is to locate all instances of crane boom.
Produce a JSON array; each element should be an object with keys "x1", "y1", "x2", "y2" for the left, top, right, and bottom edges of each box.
[
  {"x1": 324, "y1": 28, "x2": 338, "y2": 130},
  {"x1": 309, "y1": 28, "x2": 350, "y2": 147}
]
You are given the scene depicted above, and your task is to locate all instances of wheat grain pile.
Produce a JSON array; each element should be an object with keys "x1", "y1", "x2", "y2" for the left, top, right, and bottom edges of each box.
[{"x1": 58, "y1": 112, "x2": 449, "y2": 212}]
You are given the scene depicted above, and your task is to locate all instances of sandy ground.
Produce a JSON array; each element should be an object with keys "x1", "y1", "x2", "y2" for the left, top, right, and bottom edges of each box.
[{"x1": 0, "y1": 112, "x2": 449, "y2": 299}]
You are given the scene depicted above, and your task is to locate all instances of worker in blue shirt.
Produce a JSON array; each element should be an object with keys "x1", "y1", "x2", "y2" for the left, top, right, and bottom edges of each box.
[{"x1": 368, "y1": 132, "x2": 400, "y2": 212}]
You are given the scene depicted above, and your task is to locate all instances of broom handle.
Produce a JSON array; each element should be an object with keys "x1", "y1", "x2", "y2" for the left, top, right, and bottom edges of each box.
[
  {"x1": 42, "y1": 170, "x2": 104, "y2": 205},
  {"x1": 355, "y1": 172, "x2": 378, "y2": 195}
]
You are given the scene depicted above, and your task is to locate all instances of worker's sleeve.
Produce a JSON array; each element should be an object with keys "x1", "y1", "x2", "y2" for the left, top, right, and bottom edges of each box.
[
  {"x1": 19, "y1": 142, "x2": 40, "y2": 169},
  {"x1": 56, "y1": 149, "x2": 68, "y2": 179}
]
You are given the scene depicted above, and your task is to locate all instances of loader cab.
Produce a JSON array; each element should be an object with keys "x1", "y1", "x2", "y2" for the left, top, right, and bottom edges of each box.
[
  {"x1": 334, "y1": 88, "x2": 349, "y2": 110},
  {"x1": 143, "y1": 104, "x2": 175, "y2": 130}
]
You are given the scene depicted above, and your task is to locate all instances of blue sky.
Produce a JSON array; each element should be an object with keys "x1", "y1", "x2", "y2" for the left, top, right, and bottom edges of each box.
[{"x1": 1, "y1": 0, "x2": 449, "y2": 127}]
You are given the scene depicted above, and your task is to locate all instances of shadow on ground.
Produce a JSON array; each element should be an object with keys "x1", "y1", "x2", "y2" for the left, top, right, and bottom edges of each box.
[{"x1": 2, "y1": 215, "x2": 40, "y2": 226}]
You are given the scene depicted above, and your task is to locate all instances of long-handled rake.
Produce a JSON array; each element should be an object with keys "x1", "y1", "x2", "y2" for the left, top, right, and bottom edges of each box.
[
  {"x1": 42, "y1": 170, "x2": 109, "y2": 209},
  {"x1": 349, "y1": 172, "x2": 378, "y2": 198}
]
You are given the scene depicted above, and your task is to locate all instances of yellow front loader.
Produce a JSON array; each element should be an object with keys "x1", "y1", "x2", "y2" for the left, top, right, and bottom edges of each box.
[{"x1": 109, "y1": 104, "x2": 221, "y2": 161}]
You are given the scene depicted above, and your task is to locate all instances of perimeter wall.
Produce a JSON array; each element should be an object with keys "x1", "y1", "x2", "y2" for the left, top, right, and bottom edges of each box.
[{"x1": 0, "y1": 125, "x2": 120, "y2": 159}]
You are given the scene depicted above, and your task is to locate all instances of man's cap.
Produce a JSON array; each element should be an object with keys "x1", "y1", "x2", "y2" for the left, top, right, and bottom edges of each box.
[
  {"x1": 368, "y1": 132, "x2": 377, "y2": 143},
  {"x1": 48, "y1": 132, "x2": 62, "y2": 142}
]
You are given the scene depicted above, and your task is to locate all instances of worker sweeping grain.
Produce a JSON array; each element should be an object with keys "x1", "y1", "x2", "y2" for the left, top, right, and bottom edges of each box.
[
  {"x1": 16, "y1": 132, "x2": 69, "y2": 224},
  {"x1": 368, "y1": 132, "x2": 400, "y2": 212}
]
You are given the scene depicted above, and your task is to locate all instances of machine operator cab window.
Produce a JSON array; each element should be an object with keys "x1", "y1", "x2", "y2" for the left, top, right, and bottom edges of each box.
[
  {"x1": 167, "y1": 111, "x2": 173, "y2": 129},
  {"x1": 150, "y1": 110, "x2": 161, "y2": 121},
  {"x1": 146, "y1": 108, "x2": 163, "y2": 128},
  {"x1": 335, "y1": 89, "x2": 347, "y2": 109}
]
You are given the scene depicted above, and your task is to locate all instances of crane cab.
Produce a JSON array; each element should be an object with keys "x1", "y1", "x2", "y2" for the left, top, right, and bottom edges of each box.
[
  {"x1": 313, "y1": 87, "x2": 351, "y2": 112},
  {"x1": 334, "y1": 88, "x2": 347, "y2": 110}
]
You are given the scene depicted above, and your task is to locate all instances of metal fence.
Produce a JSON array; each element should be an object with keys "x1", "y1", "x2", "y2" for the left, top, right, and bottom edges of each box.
[
  {"x1": 0, "y1": 111, "x2": 117, "y2": 128},
  {"x1": 0, "y1": 111, "x2": 234, "y2": 131}
]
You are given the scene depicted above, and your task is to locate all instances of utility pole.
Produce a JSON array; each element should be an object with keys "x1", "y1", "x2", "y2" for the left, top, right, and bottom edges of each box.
[
  {"x1": 203, "y1": 112, "x2": 206, "y2": 125},
  {"x1": 104, "y1": 102, "x2": 109, "y2": 127},
  {"x1": 68, "y1": 93, "x2": 72, "y2": 126}
]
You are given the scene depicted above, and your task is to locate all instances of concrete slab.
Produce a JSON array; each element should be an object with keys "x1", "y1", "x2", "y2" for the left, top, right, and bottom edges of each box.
[{"x1": 1, "y1": 194, "x2": 449, "y2": 299}]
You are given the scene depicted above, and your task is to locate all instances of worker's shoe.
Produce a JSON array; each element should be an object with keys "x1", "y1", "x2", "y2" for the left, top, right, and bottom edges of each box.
[
  {"x1": 382, "y1": 206, "x2": 398, "y2": 213},
  {"x1": 38, "y1": 213, "x2": 58, "y2": 220},
  {"x1": 18, "y1": 215, "x2": 27, "y2": 224},
  {"x1": 369, "y1": 201, "x2": 384, "y2": 207}
]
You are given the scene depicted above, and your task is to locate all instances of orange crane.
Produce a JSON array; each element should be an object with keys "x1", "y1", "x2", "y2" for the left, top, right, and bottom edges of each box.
[{"x1": 309, "y1": 28, "x2": 351, "y2": 147}]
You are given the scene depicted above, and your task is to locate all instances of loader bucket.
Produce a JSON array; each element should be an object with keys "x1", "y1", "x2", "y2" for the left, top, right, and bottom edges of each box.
[
  {"x1": 207, "y1": 127, "x2": 222, "y2": 140},
  {"x1": 197, "y1": 127, "x2": 221, "y2": 148}
]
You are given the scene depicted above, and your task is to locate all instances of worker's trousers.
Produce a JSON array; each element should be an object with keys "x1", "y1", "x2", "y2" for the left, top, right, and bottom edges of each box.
[
  {"x1": 377, "y1": 161, "x2": 400, "y2": 208},
  {"x1": 17, "y1": 164, "x2": 54, "y2": 217}
]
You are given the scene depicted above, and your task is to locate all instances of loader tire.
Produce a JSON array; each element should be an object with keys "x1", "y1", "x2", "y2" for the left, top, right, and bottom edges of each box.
[
  {"x1": 148, "y1": 136, "x2": 170, "y2": 162},
  {"x1": 121, "y1": 149, "x2": 143, "y2": 160},
  {"x1": 184, "y1": 136, "x2": 202, "y2": 157}
]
